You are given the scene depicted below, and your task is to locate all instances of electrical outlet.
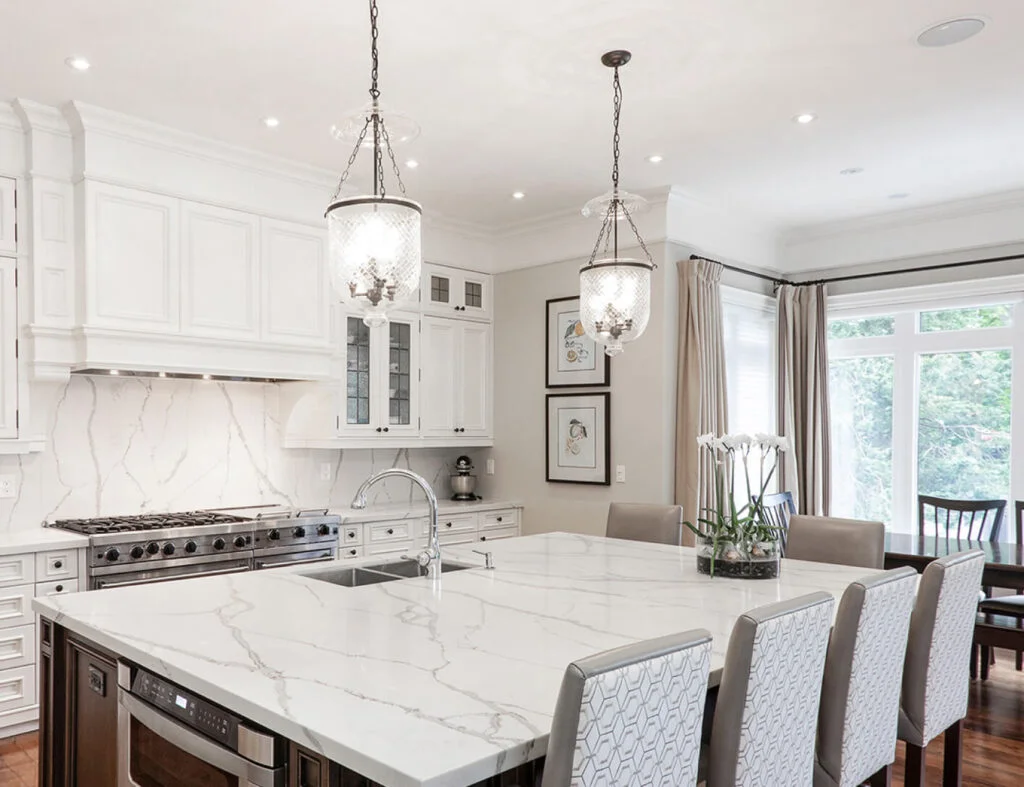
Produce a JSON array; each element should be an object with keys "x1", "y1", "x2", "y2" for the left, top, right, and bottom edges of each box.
[
  {"x1": 486, "y1": 459, "x2": 495, "y2": 476},
  {"x1": 0, "y1": 475, "x2": 16, "y2": 499},
  {"x1": 319, "y1": 463, "x2": 333, "y2": 482},
  {"x1": 615, "y1": 465, "x2": 626, "y2": 484}
]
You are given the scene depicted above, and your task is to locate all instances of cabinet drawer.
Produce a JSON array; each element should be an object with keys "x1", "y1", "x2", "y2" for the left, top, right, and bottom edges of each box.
[
  {"x1": 368, "y1": 521, "x2": 416, "y2": 544},
  {"x1": 36, "y1": 578, "x2": 79, "y2": 597},
  {"x1": 480, "y1": 509, "x2": 518, "y2": 530},
  {"x1": 0, "y1": 625, "x2": 34, "y2": 670},
  {"x1": 0, "y1": 664, "x2": 37, "y2": 715},
  {"x1": 424, "y1": 514, "x2": 478, "y2": 537},
  {"x1": 36, "y1": 550, "x2": 78, "y2": 582},
  {"x1": 365, "y1": 540, "x2": 415, "y2": 559},
  {"x1": 478, "y1": 526, "x2": 519, "y2": 542},
  {"x1": 0, "y1": 584, "x2": 33, "y2": 629},
  {"x1": 339, "y1": 546, "x2": 364, "y2": 560},
  {"x1": 438, "y1": 533, "x2": 477, "y2": 547},
  {"x1": 341, "y1": 526, "x2": 363, "y2": 547},
  {"x1": 0, "y1": 554, "x2": 34, "y2": 588}
]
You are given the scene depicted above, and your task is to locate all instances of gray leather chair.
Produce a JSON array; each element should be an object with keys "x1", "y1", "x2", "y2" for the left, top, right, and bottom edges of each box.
[
  {"x1": 786, "y1": 515, "x2": 886, "y2": 569},
  {"x1": 707, "y1": 592, "x2": 835, "y2": 787},
  {"x1": 541, "y1": 629, "x2": 712, "y2": 787},
  {"x1": 815, "y1": 568, "x2": 918, "y2": 787},
  {"x1": 605, "y1": 503, "x2": 684, "y2": 547},
  {"x1": 898, "y1": 550, "x2": 985, "y2": 787}
]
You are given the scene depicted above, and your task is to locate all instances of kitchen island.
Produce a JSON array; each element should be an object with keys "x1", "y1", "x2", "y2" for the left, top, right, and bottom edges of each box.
[{"x1": 34, "y1": 532, "x2": 870, "y2": 787}]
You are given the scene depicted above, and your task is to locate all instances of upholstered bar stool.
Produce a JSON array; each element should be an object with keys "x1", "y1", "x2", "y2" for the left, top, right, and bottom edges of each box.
[
  {"x1": 786, "y1": 515, "x2": 885, "y2": 569},
  {"x1": 706, "y1": 592, "x2": 835, "y2": 787},
  {"x1": 605, "y1": 503, "x2": 684, "y2": 547},
  {"x1": 541, "y1": 629, "x2": 713, "y2": 787},
  {"x1": 898, "y1": 550, "x2": 985, "y2": 787},
  {"x1": 814, "y1": 568, "x2": 918, "y2": 787}
]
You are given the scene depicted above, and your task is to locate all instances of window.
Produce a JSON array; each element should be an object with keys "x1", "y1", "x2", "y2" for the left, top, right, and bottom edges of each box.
[{"x1": 828, "y1": 293, "x2": 1023, "y2": 536}]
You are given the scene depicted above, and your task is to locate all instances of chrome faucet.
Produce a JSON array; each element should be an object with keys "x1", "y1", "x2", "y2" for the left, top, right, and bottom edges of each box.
[{"x1": 351, "y1": 468, "x2": 442, "y2": 579}]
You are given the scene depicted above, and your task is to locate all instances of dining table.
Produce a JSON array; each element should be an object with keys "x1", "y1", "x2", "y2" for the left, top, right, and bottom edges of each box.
[{"x1": 884, "y1": 532, "x2": 1024, "y2": 590}]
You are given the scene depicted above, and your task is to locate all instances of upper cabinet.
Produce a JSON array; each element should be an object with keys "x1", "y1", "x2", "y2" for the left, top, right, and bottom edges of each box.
[
  {"x1": 0, "y1": 178, "x2": 15, "y2": 256},
  {"x1": 0, "y1": 258, "x2": 17, "y2": 438},
  {"x1": 421, "y1": 317, "x2": 492, "y2": 440},
  {"x1": 421, "y1": 263, "x2": 492, "y2": 322},
  {"x1": 261, "y1": 220, "x2": 330, "y2": 347}
]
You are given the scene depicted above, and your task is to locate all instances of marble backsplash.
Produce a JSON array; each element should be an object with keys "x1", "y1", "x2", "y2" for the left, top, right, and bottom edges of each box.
[{"x1": 0, "y1": 376, "x2": 481, "y2": 534}]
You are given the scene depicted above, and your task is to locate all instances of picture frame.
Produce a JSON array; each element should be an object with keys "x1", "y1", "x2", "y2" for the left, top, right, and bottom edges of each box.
[
  {"x1": 546, "y1": 392, "x2": 611, "y2": 485},
  {"x1": 545, "y1": 296, "x2": 610, "y2": 388}
]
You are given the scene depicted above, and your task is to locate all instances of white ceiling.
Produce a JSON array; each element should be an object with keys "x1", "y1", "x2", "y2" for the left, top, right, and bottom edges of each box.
[{"x1": 3, "y1": 0, "x2": 1024, "y2": 234}]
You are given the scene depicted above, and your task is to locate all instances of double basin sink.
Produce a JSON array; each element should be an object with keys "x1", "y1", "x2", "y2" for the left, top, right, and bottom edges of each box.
[{"x1": 300, "y1": 559, "x2": 472, "y2": 588}]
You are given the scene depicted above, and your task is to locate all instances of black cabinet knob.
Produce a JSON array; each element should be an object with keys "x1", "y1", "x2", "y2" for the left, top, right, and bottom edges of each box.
[
  {"x1": 445, "y1": 522, "x2": 452, "y2": 528},
  {"x1": 496, "y1": 516, "x2": 503, "y2": 523},
  {"x1": 348, "y1": 549, "x2": 357, "y2": 556},
  {"x1": 387, "y1": 528, "x2": 394, "y2": 535},
  {"x1": 185, "y1": 541, "x2": 198, "y2": 553},
  {"x1": 213, "y1": 538, "x2": 226, "y2": 550},
  {"x1": 233, "y1": 536, "x2": 247, "y2": 549},
  {"x1": 376, "y1": 427, "x2": 383, "y2": 433},
  {"x1": 453, "y1": 428, "x2": 459, "y2": 433},
  {"x1": 268, "y1": 529, "x2": 281, "y2": 540},
  {"x1": 130, "y1": 546, "x2": 145, "y2": 560},
  {"x1": 383, "y1": 427, "x2": 389, "y2": 433},
  {"x1": 55, "y1": 585, "x2": 64, "y2": 593},
  {"x1": 105, "y1": 548, "x2": 120, "y2": 562},
  {"x1": 54, "y1": 560, "x2": 63, "y2": 569},
  {"x1": 146, "y1": 541, "x2": 160, "y2": 555},
  {"x1": 293, "y1": 527, "x2": 306, "y2": 538},
  {"x1": 162, "y1": 543, "x2": 175, "y2": 556},
  {"x1": 346, "y1": 530, "x2": 356, "y2": 539},
  {"x1": 480, "y1": 536, "x2": 487, "y2": 542}
]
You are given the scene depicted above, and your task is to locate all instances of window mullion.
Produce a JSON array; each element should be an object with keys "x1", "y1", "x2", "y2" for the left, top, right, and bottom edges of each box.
[{"x1": 891, "y1": 312, "x2": 917, "y2": 533}]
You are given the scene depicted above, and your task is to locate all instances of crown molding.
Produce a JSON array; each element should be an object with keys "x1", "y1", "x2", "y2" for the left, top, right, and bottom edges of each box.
[
  {"x1": 12, "y1": 99, "x2": 71, "y2": 137},
  {"x1": 0, "y1": 103, "x2": 21, "y2": 134}
]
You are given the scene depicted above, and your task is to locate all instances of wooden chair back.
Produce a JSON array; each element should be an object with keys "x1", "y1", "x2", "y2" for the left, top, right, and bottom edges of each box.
[{"x1": 917, "y1": 495, "x2": 1006, "y2": 542}]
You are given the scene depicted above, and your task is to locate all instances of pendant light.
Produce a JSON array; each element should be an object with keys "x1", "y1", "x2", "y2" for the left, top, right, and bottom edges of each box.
[
  {"x1": 326, "y1": 0, "x2": 422, "y2": 327},
  {"x1": 579, "y1": 50, "x2": 657, "y2": 357}
]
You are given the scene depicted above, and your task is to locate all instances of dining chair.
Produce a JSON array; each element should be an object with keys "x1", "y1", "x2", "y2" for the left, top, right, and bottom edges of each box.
[
  {"x1": 605, "y1": 502, "x2": 684, "y2": 547},
  {"x1": 977, "y1": 500, "x2": 1024, "y2": 672},
  {"x1": 814, "y1": 567, "x2": 918, "y2": 787},
  {"x1": 917, "y1": 494, "x2": 1006, "y2": 541},
  {"x1": 756, "y1": 491, "x2": 796, "y2": 551},
  {"x1": 898, "y1": 549, "x2": 985, "y2": 787},
  {"x1": 541, "y1": 629, "x2": 712, "y2": 787},
  {"x1": 785, "y1": 515, "x2": 885, "y2": 569},
  {"x1": 706, "y1": 591, "x2": 835, "y2": 787}
]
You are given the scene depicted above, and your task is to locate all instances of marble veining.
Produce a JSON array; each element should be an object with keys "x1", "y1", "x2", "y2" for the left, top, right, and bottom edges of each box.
[{"x1": 35, "y1": 533, "x2": 873, "y2": 787}]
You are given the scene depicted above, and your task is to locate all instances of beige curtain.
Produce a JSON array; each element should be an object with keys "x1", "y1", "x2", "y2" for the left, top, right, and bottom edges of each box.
[
  {"x1": 776, "y1": 283, "x2": 831, "y2": 515},
  {"x1": 675, "y1": 259, "x2": 729, "y2": 541}
]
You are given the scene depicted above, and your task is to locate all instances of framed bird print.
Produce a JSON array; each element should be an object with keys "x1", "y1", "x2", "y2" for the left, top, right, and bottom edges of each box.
[
  {"x1": 545, "y1": 296, "x2": 611, "y2": 388},
  {"x1": 546, "y1": 392, "x2": 611, "y2": 485}
]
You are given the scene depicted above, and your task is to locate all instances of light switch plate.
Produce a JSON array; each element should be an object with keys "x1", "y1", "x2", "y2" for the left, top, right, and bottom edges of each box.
[
  {"x1": 486, "y1": 459, "x2": 495, "y2": 475},
  {"x1": 0, "y1": 475, "x2": 15, "y2": 499},
  {"x1": 615, "y1": 465, "x2": 626, "y2": 484},
  {"x1": 319, "y1": 463, "x2": 333, "y2": 482}
]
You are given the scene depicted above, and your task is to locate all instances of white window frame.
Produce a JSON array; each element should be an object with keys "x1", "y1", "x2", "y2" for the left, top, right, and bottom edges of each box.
[{"x1": 829, "y1": 274, "x2": 1024, "y2": 536}]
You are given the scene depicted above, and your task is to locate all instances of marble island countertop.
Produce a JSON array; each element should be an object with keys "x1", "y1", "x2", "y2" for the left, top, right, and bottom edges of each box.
[{"x1": 34, "y1": 533, "x2": 870, "y2": 787}]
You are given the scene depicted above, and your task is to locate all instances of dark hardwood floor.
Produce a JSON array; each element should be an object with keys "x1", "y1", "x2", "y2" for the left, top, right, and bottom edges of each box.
[{"x1": 1, "y1": 655, "x2": 1022, "y2": 786}]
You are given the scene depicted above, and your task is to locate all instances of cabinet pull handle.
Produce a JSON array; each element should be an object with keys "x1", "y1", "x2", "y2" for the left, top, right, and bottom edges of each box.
[
  {"x1": 349, "y1": 549, "x2": 357, "y2": 556},
  {"x1": 347, "y1": 531, "x2": 356, "y2": 539},
  {"x1": 383, "y1": 427, "x2": 389, "y2": 433},
  {"x1": 387, "y1": 528, "x2": 394, "y2": 535},
  {"x1": 496, "y1": 516, "x2": 503, "y2": 523},
  {"x1": 54, "y1": 560, "x2": 63, "y2": 569},
  {"x1": 55, "y1": 585, "x2": 64, "y2": 592},
  {"x1": 376, "y1": 427, "x2": 383, "y2": 433},
  {"x1": 445, "y1": 522, "x2": 452, "y2": 528},
  {"x1": 480, "y1": 536, "x2": 487, "y2": 541}
]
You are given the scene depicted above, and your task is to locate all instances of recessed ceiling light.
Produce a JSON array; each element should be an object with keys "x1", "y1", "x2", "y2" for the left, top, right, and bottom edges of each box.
[
  {"x1": 793, "y1": 113, "x2": 817, "y2": 124},
  {"x1": 405, "y1": 159, "x2": 419, "y2": 169},
  {"x1": 512, "y1": 191, "x2": 526, "y2": 200},
  {"x1": 840, "y1": 167, "x2": 864, "y2": 176},
  {"x1": 65, "y1": 56, "x2": 91, "y2": 71},
  {"x1": 917, "y1": 18, "x2": 986, "y2": 48},
  {"x1": 889, "y1": 192, "x2": 910, "y2": 200},
  {"x1": 158, "y1": 371, "x2": 167, "y2": 378},
  {"x1": 202, "y1": 374, "x2": 212, "y2": 380},
  {"x1": 262, "y1": 117, "x2": 280, "y2": 129},
  {"x1": 109, "y1": 369, "x2": 120, "y2": 376},
  {"x1": 646, "y1": 154, "x2": 664, "y2": 164}
]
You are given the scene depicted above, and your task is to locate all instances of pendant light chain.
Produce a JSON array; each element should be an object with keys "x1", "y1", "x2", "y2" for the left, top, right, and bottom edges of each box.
[{"x1": 611, "y1": 66, "x2": 621, "y2": 192}]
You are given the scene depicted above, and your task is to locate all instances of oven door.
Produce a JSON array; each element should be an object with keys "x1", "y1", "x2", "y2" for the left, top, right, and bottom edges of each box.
[
  {"x1": 92, "y1": 558, "x2": 252, "y2": 590},
  {"x1": 118, "y1": 690, "x2": 285, "y2": 787}
]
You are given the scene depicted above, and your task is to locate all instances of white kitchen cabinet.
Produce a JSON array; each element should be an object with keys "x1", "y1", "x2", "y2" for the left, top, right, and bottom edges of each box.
[
  {"x1": 181, "y1": 203, "x2": 259, "y2": 339},
  {"x1": 338, "y1": 311, "x2": 420, "y2": 439},
  {"x1": 85, "y1": 181, "x2": 180, "y2": 332},
  {"x1": 0, "y1": 177, "x2": 15, "y2": 256},
  {"x1": 0, "y1": 258, "x2": 17, "y2": 439},
  {"x1": 421, "y1": 263, "x2": 492, "y2": 321},
  {"x1": 260, "y1": 219, "x2": 330, "y2": 347},
  {"x1": 421, "y1": 317, "x2": 492, "y2": 439}
]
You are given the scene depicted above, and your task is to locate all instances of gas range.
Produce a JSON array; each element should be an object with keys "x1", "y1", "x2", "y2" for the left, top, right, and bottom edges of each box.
[{"x1": 48, "y1": 506, "x2": 341, "y2": 590}]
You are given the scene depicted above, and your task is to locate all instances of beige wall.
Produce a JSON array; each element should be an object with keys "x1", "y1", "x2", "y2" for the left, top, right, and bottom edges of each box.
[{"x1": 479, "y1": 242, "x2": 682, "y2": 536}]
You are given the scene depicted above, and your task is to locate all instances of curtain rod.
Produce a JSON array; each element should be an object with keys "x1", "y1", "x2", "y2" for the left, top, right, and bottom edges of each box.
[{"x1": 690, "y1": 252, "x2": 1024, "y2": 288}]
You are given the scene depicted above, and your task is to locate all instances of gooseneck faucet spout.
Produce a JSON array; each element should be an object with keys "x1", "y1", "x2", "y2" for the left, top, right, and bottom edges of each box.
[{"x1": 351, "y1": 469, "x2": 441, "y2": 579}]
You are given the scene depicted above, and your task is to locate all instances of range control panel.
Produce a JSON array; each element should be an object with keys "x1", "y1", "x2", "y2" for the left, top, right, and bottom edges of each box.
[{"x1": 131, "y1": 667, "x2": 239, "y2": 750}]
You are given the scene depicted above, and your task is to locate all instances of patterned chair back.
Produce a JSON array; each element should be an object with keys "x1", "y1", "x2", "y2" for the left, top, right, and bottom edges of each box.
[
  {"x1": 541, "y1": 629, "x2": 712, "y2": 787},
  {"x1": 815, "y1": 568, "x2": 918, "y2": 787},
  {"x1": 707, "y1": 592, "x2": 835, "y2": 787},
  {"x1": 898, "y1": 550, "x2": 985, "y2": 746}
]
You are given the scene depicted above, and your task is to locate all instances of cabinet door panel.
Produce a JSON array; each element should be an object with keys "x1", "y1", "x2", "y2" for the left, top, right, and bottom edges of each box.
[
  {"x1": 460, "y1": 270, "x2": 492, "y2": 321},
  {"x1": 0, "y1": 258, "x2": 16, "y2": 438},
  {"x1": 459, "y1": 322, "x2": 492, "y2": 436},
  {"x1": 384, "y1": 316, "x2": 419, "y2": 436},
  {"x1": 339, "y1": 315, "x2": 376, "y2": 436},
  {"x1": 420, "y1": 317, "x2": 459, "y2": 436},
  {"x1": 182, "y1": 203, "x2": 259, "y2": 338},
  {"x1": 0, "y1": 177, "x2": 15, "y2": 255},
  {"x1": 88, "y1": 183, "x2": 179, "y2": 330},
  {"x1": 261, "y1": 220, "x2": 329, "y2": 345}
]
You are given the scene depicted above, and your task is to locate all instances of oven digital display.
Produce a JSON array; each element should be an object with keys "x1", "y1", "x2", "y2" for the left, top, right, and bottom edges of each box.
[{"x1": 175, "y1": 694, "x2": 188, "y2": 710}]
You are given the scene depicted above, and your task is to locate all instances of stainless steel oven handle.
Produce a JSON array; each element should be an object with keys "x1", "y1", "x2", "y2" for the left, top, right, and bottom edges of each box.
[
  {"x1": 97, "y1": 564, "x2": 251, "y2": 589},
  {"x1": 118, "y1": 690, "x2": 284, "y2": 787},
  {"x1": 254, "y1": 554, "x2": 333, "y2": 570}
]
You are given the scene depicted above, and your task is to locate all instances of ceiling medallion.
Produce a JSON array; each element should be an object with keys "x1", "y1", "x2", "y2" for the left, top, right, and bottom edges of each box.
[
  {"x1": 579, "y1": 50, "x2": 657, "y2": 357},
  {"x1": 325, "y1": 0, "x2": 422, "y2": 328}
]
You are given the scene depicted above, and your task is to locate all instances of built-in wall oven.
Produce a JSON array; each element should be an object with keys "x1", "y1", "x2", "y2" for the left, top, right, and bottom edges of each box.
[{"x1": 117, "y1": 661, "x2": 287, "y2": 787}]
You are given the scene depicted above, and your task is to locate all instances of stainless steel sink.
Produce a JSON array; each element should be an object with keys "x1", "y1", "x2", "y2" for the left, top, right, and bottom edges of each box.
[{"x1": 300, "y1": 561, "x2": 472, "y2": 587}]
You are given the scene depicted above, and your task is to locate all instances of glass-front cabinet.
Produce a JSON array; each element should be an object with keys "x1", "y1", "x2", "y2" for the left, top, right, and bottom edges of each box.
[
  {"x1": 339, "y1": 311, "x2": 419, "y2": 438},
  {"x1": 421, "y1": 262, "x2": 492, "y2": 321}
]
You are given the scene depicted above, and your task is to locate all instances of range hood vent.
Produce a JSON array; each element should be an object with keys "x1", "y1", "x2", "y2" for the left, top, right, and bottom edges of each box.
[{"x1": 71, "y1": 368, "x2": 306, "y2": 384}]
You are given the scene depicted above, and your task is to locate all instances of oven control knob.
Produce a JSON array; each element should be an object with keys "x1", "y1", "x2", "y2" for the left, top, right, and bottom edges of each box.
[
  {"x1": 130, "y1": 546, "x2": 145, "y2": 560},
  {"x1": 317, "y1": 524, "x2": 331, "y2": 536},
  {"x1": 146, "y1": 541, "x2": 160, "y2": 555},
  {"x1": 104, "y1": 548, "x2": 120, "y2": 562},
  {"x1": 268, "y1": 529, "x2": 281, "y2": 541},
  {"x1": 162, "y1": 543, "x2": 175, "y2": 556},
  {"x1": 233, "y1": 536, "x2": 247, "y2": 549},
  {"x1": 184, "y1": 541, "x2": 198, "y2": 554},
  {"x1": 293, "y1": 526, "x2": 306, "y2": 538},
  {"x1": 213, "y1": 538, "x2": 226, "y2": 550}
]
